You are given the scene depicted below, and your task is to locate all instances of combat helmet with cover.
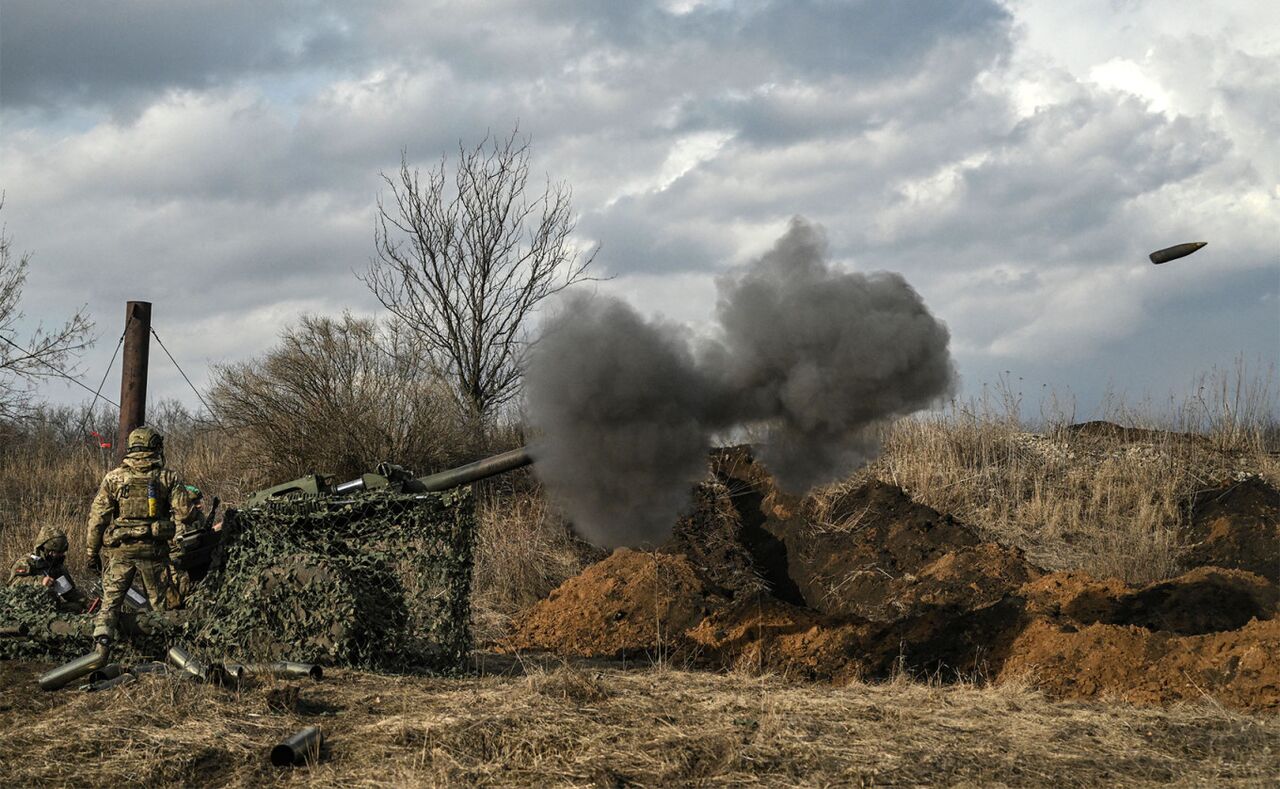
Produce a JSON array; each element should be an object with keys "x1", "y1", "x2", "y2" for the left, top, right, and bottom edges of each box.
[
  {"x1": 126, "y1": 426, "x2": 164, "y2": 454},
  {"x1": 33, "y1": 525, "x2": 69, "y2": 557}
]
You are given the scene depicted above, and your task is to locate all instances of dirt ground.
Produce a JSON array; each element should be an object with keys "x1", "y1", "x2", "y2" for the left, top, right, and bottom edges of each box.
[
  {"x1": 506, "y1": 447, "x2": 1280, "y2": 712},
  {"x1": 2, "y1": 658, "x2": 1277, "y2": 787}
]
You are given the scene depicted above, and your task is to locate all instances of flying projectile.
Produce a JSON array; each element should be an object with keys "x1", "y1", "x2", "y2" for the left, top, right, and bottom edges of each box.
[{"x1": 1149, "y1": 241, "x2": 1207, "y2": 265}]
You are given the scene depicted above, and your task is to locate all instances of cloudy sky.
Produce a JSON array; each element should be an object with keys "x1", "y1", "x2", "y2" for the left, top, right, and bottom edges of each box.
[{"x1": 1, "y1": 0, "x2": 1276, "y2": 423}]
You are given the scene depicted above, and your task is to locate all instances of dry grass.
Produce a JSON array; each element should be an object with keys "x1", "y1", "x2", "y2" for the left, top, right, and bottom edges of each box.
[
  {"x1": 1, "y1": 659, "x2": 1275, "y2": 787},
  {"x1": 472, "y1": 491, "x2": 599, "y2": 643},
  {"x1": 802, "y1": 364, "x2": 1280, "y2": 585}
]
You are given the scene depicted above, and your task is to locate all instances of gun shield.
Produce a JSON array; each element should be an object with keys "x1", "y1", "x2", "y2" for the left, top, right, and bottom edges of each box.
[
  {"x1": 270, "y1": 726, "x2": 324, "y2": 767},
  {"x1": 38, "y1": 648, "x2": 111, "y2": 691}
]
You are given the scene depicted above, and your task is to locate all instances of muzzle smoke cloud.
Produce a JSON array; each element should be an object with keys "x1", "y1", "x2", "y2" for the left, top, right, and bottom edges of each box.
[{"x1": 526, "y1": 218, "x2": 955, "y2": 547}]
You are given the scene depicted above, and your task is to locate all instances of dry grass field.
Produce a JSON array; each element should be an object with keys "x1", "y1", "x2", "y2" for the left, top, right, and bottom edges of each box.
[
  {"x1": 2, "y1": 658, "x2": 1277, "y2": 787},
  {"x1": 1, "y1": 364, "x2": 1276, "y2": 786}
]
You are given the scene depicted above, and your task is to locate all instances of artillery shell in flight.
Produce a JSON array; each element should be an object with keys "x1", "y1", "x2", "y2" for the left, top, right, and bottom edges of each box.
[{"x1": 1149, "y1": 241, "x2": 1207, "y2": 264}]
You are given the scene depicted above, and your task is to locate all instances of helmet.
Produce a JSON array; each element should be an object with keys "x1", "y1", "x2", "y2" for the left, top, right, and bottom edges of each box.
[
  {"x1": 35, "y1": 525, "x2": 69, "y2": 555},
  {"x1": 127, "y1": 426, "x2": 164, "y2": 452}
]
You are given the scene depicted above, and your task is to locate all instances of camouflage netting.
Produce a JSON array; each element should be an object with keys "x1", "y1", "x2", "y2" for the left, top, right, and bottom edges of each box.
[
  {"x1": 186, "y1": 488, "x2": 476, "y2": 672},
  {"x1": 1, "y1": 489, "x2": 477, "y2": 673},
  {"x1": 0, "y1": 585, "x2": 173, "y2": 663}
]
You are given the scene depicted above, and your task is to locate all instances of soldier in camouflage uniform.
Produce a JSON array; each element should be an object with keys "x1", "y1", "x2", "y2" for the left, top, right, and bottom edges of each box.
[
  {"x1": 86, "y1": 426, "x2": 193, "y2": 644},
  {"x1": 165, "y1": 484, "x2": 207, "y2": 608},
  {"x1": 8, "y1": 525, "x2": 95, "y2": 612}
]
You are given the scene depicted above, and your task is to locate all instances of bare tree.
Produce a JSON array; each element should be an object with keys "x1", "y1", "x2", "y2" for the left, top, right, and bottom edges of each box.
[
  {"x1": 0, "y1": 197, "x2": 94, "y2": 420},
  {"x1": 365, "y1": 130, "x2": 596, "y2": 435}
]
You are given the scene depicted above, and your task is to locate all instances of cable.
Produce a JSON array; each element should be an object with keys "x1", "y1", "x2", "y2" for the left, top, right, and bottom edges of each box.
[
  {"x1": 149, "y1": 326, "x2": 222, "y2": 425},
  {"x1": 0, "y1": 332, "x2": 121, "y2": 408},
  {"x1": 74, "y1": 328, "x2": 127, "y2": 444}
]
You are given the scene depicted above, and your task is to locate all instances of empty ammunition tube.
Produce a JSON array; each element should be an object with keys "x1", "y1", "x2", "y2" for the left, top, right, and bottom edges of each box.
[
  {"x1": 249, "y1": 661, "x2": 323, "y2": 681},
  {"x1": 38, "y1": 648, "x2": 110, "y2": 691},
  {"x1": 132, "y1": 661, "x2": 170, "y2": 675},
  {"x1": 82, "y1": 672, "x2": 137, "y2": 692},
  {"x1": 1, "y1": 623, "x2": 29, "y2": 638},
  {"x1": 270, "y1": 725, "x2": 324, "y2": 767},
  {"x1": 222, "y1": 661, "x2": 248, "y2": 683},
  {"x1": 88, "y1": 663, "x2": 128, "y2": 683},
  {"x1": 167, "y1": 645, "x2": 212, "y2": 681}
]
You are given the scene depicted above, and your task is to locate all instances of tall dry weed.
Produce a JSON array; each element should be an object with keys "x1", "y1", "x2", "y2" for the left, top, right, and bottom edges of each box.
[{"x1": 868, "y1": 362, "x2": 1277, "y2": 583}]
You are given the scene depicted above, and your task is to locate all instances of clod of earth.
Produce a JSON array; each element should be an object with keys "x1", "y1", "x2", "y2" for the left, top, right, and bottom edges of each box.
[{"x1": 504, "y1": 447, "x2": 1280, "y2": 711}]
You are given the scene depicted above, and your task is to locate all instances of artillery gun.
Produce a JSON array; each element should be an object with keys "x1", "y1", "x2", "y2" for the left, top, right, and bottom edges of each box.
[
  {"x1": 173, "y1": 446, "x2": 533, "y2": 581},
  {"x1": 243, "y1": 447, "x2": 533, "y2": 506}
]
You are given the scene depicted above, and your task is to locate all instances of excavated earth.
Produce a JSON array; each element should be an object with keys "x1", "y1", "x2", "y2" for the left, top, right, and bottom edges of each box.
[{"x1": 505, "y1": 447, "x2": 1280, "y2": 711}]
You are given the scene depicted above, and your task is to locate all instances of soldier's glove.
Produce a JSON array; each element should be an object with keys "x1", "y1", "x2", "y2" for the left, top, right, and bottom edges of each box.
[{"x1": 88, "y1": 553, "x2": 102, "y2": 574}]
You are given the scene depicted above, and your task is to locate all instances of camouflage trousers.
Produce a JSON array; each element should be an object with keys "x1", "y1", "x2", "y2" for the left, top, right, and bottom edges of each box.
[{"x1": 92, "y1": 545, "x2": 169, "y2": 640}]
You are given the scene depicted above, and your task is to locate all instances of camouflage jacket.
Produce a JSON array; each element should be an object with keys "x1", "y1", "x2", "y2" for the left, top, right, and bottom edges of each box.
[
  {"x1": 6, "y1": 555, "x2": 91, "y2": 612},
  {"x1": 87, "y1": 451, "x2": 193, "y2": 559},
  {"x1": 7, "y1": 554, "x2": 50, "y2": 587}
]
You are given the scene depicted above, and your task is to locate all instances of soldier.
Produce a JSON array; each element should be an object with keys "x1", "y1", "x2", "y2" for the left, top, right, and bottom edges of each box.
[
  {"x1": 86, "y1": 425, "x2": 193, "y2": 647},
  {"x1": 7, "y1": 525, "x2": 96, "y2": 613},
  {"x1": 165, "y1": 484, "x2": 208, "y2": 608}
]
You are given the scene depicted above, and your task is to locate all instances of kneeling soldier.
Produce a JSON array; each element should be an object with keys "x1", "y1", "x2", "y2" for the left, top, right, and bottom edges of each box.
[{"x1": 7, "y1": 525, "x2": 94, "y2": 612}]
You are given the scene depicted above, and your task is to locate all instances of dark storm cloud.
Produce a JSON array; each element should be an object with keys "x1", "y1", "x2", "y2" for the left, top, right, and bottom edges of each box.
[{"x1": 0, "y1": 1, "x2": 367, "y2": 111}]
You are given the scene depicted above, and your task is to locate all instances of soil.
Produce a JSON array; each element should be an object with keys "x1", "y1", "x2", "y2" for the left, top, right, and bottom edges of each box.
[
  {"x1": 505, "y1": 446, "x2": 1280, "y2": 711},
  {"x1": 503, "y1": 548, "x2": 717, "y2": 659},
  {"x1": 1182, "y1": 477, "x2": 1279, "y2": 582},
  {"x1": 999, "y1": 618, "x2": 1280, "y2": 710}
]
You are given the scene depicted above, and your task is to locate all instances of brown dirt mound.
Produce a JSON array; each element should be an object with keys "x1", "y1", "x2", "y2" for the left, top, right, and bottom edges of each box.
[
  {"x1": 773, "y1": 478, "x2": 1044, "y2": 624},
  {"x1": 685, "y1": 596, "x2": 865, "y2": 683},
  {"x1": 1183, "y1": 477, "x2": 1279, "y2": 582},
  {"x1": 507, "y1": 447, "x2": 1279, "y2": 710},
  {"x1": 1024, "y1": 567, "x2": 1278, "y2": 636},
  {"x1": 999, "y1": 618, "x2": 1280, "y2": 710},
  {"x1": 502, "y1": 549, "x2": 715, "y2": 658}
]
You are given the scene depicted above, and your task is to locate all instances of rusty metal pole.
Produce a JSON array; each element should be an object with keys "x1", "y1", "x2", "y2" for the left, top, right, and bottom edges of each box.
[{"x1": 116, "y1": 301, "x2": 151, "y2": 462}]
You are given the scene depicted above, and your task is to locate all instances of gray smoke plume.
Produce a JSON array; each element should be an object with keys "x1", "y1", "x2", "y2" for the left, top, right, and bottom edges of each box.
[{"x1": 526, "y1": 218, "x2": 955, "y2": 547}]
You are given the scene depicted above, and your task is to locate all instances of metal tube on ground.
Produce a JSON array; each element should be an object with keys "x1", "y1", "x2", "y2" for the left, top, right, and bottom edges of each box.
[
  {"x1": 1, "y1": 623, "x2": 30, "y2": 638},
  {"x1": 271, "y1": 726, "x2": 324, "y2": 767},
  {"x1": 132, "y1": 661, "x2": 170, "y2": 675},
  {"x1": 38, "y1": 648, "x2": 110, "y2": 691},
  {"x1": 167, "y1": 645, "x2": 212, "y2": 681},
  {"x1": 248, "y1": 661, "x2": 323, "y2": 681},
  {"x1": 88, "y1": 663, "x2": 128, "y2": 683},
  {"x1": 82, "y1": 672, "x2": 137, "y2": 692},
  {"x1": 222, "y1": 661, "x2": 247, "y2": 683}
]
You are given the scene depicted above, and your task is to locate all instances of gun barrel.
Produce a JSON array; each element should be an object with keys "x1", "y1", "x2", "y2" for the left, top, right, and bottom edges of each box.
[{"x1": 409, "y1": 447, "x2": 533, "y2": 492}]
